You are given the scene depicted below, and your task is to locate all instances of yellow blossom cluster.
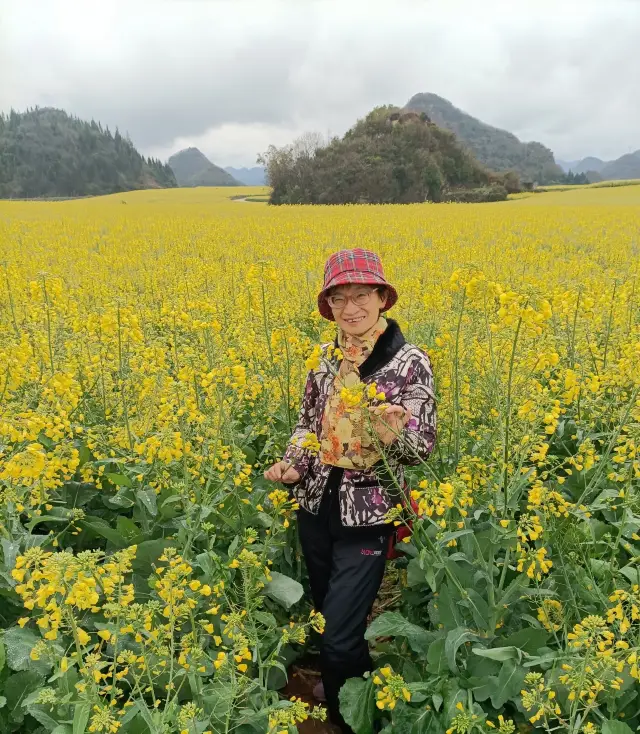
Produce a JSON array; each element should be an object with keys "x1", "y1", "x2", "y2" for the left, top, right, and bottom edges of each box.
[{"x1": 372, "y1": 665, "x2": 411, "y2": 710}]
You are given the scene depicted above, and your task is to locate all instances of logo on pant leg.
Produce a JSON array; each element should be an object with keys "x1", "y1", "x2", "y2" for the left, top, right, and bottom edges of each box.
[{"x1": 361, "y1": 548, "x2": 382, "y2": 556}]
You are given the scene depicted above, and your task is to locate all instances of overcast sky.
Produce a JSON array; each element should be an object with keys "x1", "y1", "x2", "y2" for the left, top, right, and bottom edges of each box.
[{"x1": 2, "y1": 0, "x2": 639, "y2": 167}]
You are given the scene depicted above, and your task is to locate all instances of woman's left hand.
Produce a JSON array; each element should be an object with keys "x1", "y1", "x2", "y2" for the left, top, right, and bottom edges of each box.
[{"x1": 369, "y1": 404, "x2": 411, "y2": 445}]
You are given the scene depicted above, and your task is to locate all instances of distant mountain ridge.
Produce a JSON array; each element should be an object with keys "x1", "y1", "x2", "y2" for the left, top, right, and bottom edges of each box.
[
  {"x1": 224, "y1": 166, "x2": 265, "y2": 186},
  {"x1": 557, "y1": 157, "x2": 605, "y2": 175},
  {"x1": 0, "y1": 107, "x2": 176, "y2": 198},
  {"x1": 558, "y1": 152, "x2": 640, "y2": 181},
  {"x1": 405, "y1": 93, "x2": 563, "y2": 184},
  {"x1": 168, "y1": 148, "x2": 241, "y2": 187}
]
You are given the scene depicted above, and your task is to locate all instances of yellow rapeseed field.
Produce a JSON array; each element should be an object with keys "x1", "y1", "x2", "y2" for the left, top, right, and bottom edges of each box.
[{"x1": 1, "y1": 185, "x2": 639, "y2": 734}]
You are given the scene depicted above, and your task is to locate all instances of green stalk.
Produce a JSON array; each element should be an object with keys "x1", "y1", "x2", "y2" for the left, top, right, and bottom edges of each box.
[
  {"x1": 452, "y1": 290, "x2": 466, "y2": 462},
  {"x1": 577, "y1": 383, "x2": 639, "y2": 505},
  {"x1": 502, "y1": 312, "x2": 524, "y2": 512},
  {"x1": 41, "y1": 275, "x2": 55, "y2": 375},
  {"x1": 116, "y1": 306, "x2": 134, "y2": 451},
  {"x1": 259, "y1": 278, "x2": 289, "y2": 430},
  {"x1": 569, "y1": 290, "x2": 581, "y2": 370},
  {"x1": 3, "y1": 264, "x2": 20, "y2": 337},
  {"x1": 602, "y1": 280, "x2": 617, "y2": 370}
]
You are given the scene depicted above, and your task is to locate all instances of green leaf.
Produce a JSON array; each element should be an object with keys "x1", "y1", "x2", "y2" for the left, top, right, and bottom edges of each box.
[
  {"x1": 25, "y1": 514, "x2": 70, "y2": 532},
  {"x1": 51, "y1": 726, "x2": 73, "y2": 734},
  {"x1": 1, "y1": 539, "x2": 20, "y2": 571},
  {"x1": 0, "y1": 637, "x2": 5, "y2": 673},
  {"x1": 106, "y1": 472, "x2": 133, "y2": 487},
  {"x1": 501, "y1": 628, "x2": 550, "y2": 654},
  {"x1": 3, "y1": 671, "x2": 43, "y2": 724},
  {"x1": 619, "y1": 565, "x2": 640, "y2": 585},
  {"x1": 116, "y1": 516, "x2": 144, "y2": 544},
  {"x1": 265, "y1": 660, "x2": 289, "y2": 691},
  {"x1": 461, "y1": 589, "x2": 489, "y2": 630},
  {"x1": 73, "y1": 701, "x2": 91, "y2": 734},
  {"x1": 472, "y1": 646, "x2": 522, "y2": 662},
  {"x1": 426, "y1": 637, "x2": 447, "y2": 675},
  {"x1": 24, "y1": 694, "x2": 62, "y2": 730},
  {"x1": 137, "y1": 489, "x2": 157, "y2": 517},
  {"x1": 203, "y1": 685, "x2": 234, "y2": 728},
  {"x1": 490, "y1": 659, "x2": 526, "y2": 709},
  {"x1": 407, "y1": 556, "x2": 429, "y2": 588},
  {"x1": 445, "y1": 627, "x2": 480, "y2": 674},
  {"x1": 436, "y1": 584, "x2": 464, "y2": 630},
  {"x1": 254, "y1": 611, "x2": 277, "y2": 629},
  {"x1": 83, "y1": 516, "x2": 126, "y2": 546},
  {"x1": 339, "y1": 676, "x2": 376, "y2": 734},
  {"x1": 438, "y1": 529, "x2": 474, "y2": 545},
  {"x1": 266, "y1": 645, "x2": 298, "y2": 690},
  {"x1": 601, "y1": 723, "x2": 634, "y2": 734},
  {"x1": 132, "y1": 539, "x2": 175, "y2": 576},
  {"x1": 365, "y1": 611, "x2": 433, "y2": 654},
  {"x1": 472, "y1": 676, "x2": 499, "y2": 702},
  {"x1": 104, "y1": 489, "x2": 134, "y2": 509},
  {"x1": 62, "y1": 481, "x2": 96, "y2": 507},
  {"x1": 264, "y1": 572, "x2": 303, "y2": 609},
  {"x1": 0, "y1": 696, "x2": 6, "y2": 709},
  {"x1": 498, "y1": 574, "x2": 529, "y2": 608},
  {"x1": 4, "y1": 626, "x2": 51, "y2": 674}
]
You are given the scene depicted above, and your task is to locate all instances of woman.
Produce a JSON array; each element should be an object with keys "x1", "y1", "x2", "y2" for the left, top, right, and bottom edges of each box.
[{"x1": 265, "y1": 248, "x2": 437, "y2": 732}]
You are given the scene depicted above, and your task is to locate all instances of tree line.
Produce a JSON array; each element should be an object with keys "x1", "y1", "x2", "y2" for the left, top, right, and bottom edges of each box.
[{"x1": 0, "y1": 108, "x2": 176, "y2": 199}]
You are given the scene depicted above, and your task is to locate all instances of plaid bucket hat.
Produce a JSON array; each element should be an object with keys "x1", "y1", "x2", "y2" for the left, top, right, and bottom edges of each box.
[{"x1": 317, "y1": 248, "x2": 398, "y2": 321}]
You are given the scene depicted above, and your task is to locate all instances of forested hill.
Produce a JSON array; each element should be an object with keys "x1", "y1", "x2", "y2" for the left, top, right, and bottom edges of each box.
[
  {"x1": 261, "y1": 106, "x2": 515, "y2": 205},
  {"x1": 406, "y1": 93, "x2": 564, "y2": 184},
  {"x1": 0, "y1": 108, "x2": 177, "y2": 198}
]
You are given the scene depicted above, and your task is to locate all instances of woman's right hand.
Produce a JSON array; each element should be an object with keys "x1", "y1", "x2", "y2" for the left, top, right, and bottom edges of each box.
[{"x1": 263, "y1": 461, "x2": 301, "y2": 484}]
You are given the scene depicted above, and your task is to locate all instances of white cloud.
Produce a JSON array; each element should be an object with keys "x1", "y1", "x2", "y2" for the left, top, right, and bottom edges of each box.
[{"x1": 2, "y1": 0, "x2": 639, "y2": 165}]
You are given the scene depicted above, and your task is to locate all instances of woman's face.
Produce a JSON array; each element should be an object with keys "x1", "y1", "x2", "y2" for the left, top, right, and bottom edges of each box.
[{"x1": 329, "y1": 284, "x2": 388, "y2": 336}]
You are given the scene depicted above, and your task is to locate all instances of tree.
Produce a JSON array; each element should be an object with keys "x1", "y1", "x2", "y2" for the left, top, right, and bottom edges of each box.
[
  {"x1": 259, "y1": 106, "x2": 511, "y2": 206},
  {"x1": 0, "y1": 108, "x2": 177, "y2": 198}
]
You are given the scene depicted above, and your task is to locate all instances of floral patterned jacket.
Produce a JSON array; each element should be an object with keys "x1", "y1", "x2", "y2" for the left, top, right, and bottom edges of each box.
[{"x1": 284, "y1": 319, "x2": 437, "y2": 527}]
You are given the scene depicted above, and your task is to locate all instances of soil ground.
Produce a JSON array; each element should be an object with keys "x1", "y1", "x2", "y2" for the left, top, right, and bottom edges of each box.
[{"x1": 282, "y1": 657, "x2": 338, "y2": 733}]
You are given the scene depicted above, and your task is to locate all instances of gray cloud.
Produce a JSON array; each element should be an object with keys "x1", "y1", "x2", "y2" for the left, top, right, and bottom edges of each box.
[{"x1": 2, "y1": 0, "x2": 639, "y2": 166}]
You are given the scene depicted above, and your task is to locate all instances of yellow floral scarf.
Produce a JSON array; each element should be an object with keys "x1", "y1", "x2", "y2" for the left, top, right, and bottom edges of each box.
[{"x1": 319, "y1": 317, "x2": 387, "y2": 469}]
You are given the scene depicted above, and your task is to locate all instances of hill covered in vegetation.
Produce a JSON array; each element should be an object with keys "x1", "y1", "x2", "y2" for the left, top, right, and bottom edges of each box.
[
  {"x1": 406, "y1": 93, "x2": 564, "y2": 184},
  {"x1": 0, "y1": 108, "x2": 176, "y2": 198},
  {"x1": 599, "y1": 151, "x2": 640, "y2": 180},
  {"x1": 260, "y1": 106, "x2": 515, "y2": 205},
  {"x1": 168, "y1": 148, "x2": 240, "y2": 187}
]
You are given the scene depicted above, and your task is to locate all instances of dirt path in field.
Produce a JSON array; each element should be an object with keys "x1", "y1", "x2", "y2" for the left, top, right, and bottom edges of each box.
[{"x1": 283, "y1": 660, "x2": 337, "y2": 733}]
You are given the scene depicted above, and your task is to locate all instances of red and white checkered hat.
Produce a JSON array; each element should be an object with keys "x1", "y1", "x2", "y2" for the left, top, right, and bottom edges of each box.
[{"x1": 317, "y1": 249, "x2": 398, "y2": 321}]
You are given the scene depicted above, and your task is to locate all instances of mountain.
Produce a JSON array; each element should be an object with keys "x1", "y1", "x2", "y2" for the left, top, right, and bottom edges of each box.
[
  {"x1": 565, "y1": 157, "x2": 605, "y2": 175},
  {"x1": 405, "y1": 93, "x2": 563, "y2": 184},
  {"x1": 262, "y1": 105, "x2": 512, "y2": 205},
  {"x1": 168, "y1": 148, "x2": 240, "y2": 187},
  {"x1": 556, "y1": 159, "x2": 578, "y2": 173},
  {"x1": 224, "y1": 166, "x2": 266, "y2": 186},
  {"x1": 0, "y1": 107, "x2": 176, "y2": 198},
  {"x1": 599, "y1": 151, "x2": 640, "y2": 180},
  {"x1": 559, "y1": 152, "x2": 640, "y2": 180}
]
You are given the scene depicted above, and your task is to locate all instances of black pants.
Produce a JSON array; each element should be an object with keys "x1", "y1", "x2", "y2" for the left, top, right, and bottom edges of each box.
[{"x1": 297, "y1": 468, "x2": 392, "y2": 732}]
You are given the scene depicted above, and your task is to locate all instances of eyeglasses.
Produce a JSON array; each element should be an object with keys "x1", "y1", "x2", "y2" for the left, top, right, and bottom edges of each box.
[{"x1": 327, "y1": 288, "x2": 378, "y2": 310}]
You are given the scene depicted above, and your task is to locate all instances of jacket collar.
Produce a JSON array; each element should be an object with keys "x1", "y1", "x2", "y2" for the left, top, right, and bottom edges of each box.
[{"x1": 334, "y1": 318, "x2": 406, "y2": 379}]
